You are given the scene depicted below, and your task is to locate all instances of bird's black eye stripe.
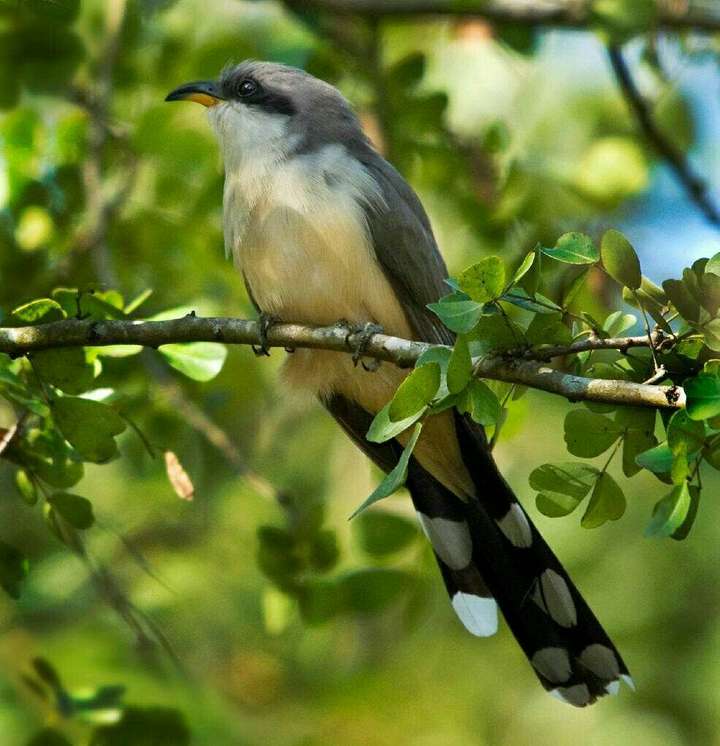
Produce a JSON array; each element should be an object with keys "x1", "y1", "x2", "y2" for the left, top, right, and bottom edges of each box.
[{"x1": 236, "y1": 79, "x2": 258, "y2": 97}]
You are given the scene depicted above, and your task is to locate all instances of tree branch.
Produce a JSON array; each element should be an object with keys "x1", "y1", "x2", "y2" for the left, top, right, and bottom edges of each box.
[
  {"x1": 0, "y1": 317, "x2": 685, "y2": 410},
  {"x1": 296, "y1": 0, "x2": 720, "y2": 32},
  {"x1": 607, "y1": 43, "x2": 720, "y2": 228}
]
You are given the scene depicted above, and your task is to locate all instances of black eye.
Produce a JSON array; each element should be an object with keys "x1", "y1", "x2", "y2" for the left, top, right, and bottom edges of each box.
[{"x1": 236, "y1": 79, "x2": 258, "y2": 98}]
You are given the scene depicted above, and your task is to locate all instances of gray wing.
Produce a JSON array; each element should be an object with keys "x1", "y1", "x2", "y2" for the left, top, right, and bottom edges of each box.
[{"x1": 359, "y1": 151, "x2": 454, "y2": 346}]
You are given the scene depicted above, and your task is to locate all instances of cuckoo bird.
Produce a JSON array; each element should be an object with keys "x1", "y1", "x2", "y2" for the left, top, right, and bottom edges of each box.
[{"x1": 166, "y1": 61, "x2": 633, "y2": 706}]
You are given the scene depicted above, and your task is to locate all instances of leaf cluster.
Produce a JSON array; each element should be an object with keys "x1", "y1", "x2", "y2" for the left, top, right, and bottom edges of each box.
[
  {"x1": 360, "y1": 230, "x2": 720, "y2": 542},
  {"x1": 0, "y1": 288, "x2": 227, "y2": 599}
]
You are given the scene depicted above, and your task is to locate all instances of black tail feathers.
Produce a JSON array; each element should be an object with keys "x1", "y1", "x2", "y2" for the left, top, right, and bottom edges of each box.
[
  {"x1": 325, "y1": 394, "x2": 632, "y2": 707},
  {"x1": 406, "y1": 417, "x2": 633, "y2": 707}
]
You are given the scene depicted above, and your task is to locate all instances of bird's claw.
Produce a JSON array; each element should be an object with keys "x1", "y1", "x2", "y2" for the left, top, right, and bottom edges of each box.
[
  {"x1": 253, "y1": 313, "x2": 279, "y2": 357},
  {"x1": 343, "y1": 321, "x2": 383, "y2": 368}
]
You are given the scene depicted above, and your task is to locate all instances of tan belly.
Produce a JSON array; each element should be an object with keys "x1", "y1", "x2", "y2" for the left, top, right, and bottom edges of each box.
[{"x1": 235, "y1": 189, "x2": 475, "y2": 498}]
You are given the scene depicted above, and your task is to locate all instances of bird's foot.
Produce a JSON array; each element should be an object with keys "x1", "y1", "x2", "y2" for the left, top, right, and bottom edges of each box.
[
  {"x1": 252, "y1": 313, "x2": 280, "y2": 357},
  {"x1": 343, "y1": 321, "x2": 384, "y2": 368}
]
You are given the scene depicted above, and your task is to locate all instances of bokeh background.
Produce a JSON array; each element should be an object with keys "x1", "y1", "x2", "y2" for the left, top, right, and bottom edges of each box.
[{"x1": 1, "y1": 1, "x2": 720, "y2": 744}]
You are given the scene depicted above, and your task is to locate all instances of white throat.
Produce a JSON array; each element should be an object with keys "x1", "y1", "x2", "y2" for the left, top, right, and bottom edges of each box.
[{"x1": 208, "y1": 102, "x2": 298, "y2": 257}]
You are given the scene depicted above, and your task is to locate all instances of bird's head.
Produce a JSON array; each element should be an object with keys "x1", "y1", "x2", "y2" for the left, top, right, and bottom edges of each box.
[{"x1": 166, "y1": 60, "x2": 366, "y2": 168}]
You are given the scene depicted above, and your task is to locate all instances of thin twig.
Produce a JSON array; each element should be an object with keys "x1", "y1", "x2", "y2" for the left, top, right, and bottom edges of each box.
[
  {"x1": 296, "y1": 0, "x2": 720, "y2": 33},
  {"x1": 607, "y1": 43, "x2": 720, "y2": 228}
]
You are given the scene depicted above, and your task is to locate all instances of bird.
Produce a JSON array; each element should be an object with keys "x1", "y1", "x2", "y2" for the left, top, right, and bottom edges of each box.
[{"x1": 166, "y1": 60, "x2": 633, "y2": 706}]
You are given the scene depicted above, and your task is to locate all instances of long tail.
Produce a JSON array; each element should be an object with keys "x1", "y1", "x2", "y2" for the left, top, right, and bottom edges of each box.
[
  {"x1": 326, "y1": 395, "x2": 632, "y2": 706},
  {"x1": 406, "y1": 413, "x2": 633, "y2": 706}
]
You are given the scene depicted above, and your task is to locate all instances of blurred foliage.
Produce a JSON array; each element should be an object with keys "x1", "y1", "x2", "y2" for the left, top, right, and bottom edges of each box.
[{"x1": 1, "y1": 1, "x2": 720, "y2": 745}]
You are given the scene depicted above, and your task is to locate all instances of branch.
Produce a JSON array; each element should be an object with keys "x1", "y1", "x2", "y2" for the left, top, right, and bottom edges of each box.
[
  {"x1": 505, "y1": 330, "x2": 670, "y2": 361},
  {"x1": 0, "y1": 317, "x2": 685, "y2": 410},
  {"x1": 296, "y1": 0, "x2": 720, "y2": 32},
  {"x1": 607, "y1": 44, "x2": 720, "y2": 228}
]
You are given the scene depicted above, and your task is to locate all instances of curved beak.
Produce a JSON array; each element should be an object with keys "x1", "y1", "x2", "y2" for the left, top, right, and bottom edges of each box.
[{"x1": 165, "y1": 80, "x2": 225, "y2": 108}]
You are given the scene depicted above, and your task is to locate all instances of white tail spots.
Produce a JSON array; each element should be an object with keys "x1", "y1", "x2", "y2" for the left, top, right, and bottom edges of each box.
[
  {"x1": 580, "y1": 644, "x2": 621, "y2": 681},
  {"x1": 549, "y1": 683, "x2": 592, "y2": 707},
  {"x1": 534, "y1": 569, "x2": 577, "y2": 628},
  {"x1": 418, "y1": 513, "x2": 473, "y2": 570},
  {"x1": 531, "y1": 647, "x2": 572, "y2": 684},
  {"x1": 605, "y1": 680, "x2": 621, "y2": 696},
  {"x1": 451, "y1": 592, "x2": 498, "y2": 637},
  {"x1": 621, "y1": 674, "x2": 636, "y2": 691},
  {"x1": 496, "y1": 503, "x2": 532, "y2": 548}
]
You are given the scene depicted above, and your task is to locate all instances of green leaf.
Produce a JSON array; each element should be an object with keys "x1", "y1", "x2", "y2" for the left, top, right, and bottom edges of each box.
[
  {"x1": 0, "y1": 540, "x2": 28, "y2": 599},
  {"x1": 704, "y1": 319, "x2": 720, "y2": 352},
  {"x1": 458, "y1": 257, "x2": 506, "y2": 303},
  {"x1": 69, "y1": 683, "x2": 126, "y2": 716},
  {"x1": 47, "y1": 492, "x2": 94, "y2": 530},
  {"x1": 459, "y1": 379, "x2": 501, "y2": 426},
  {"x1": 15, "y1": 469, "x2": 38, "y2": 505},
  {"x1": 529, "y1": 462, "x2": 600, "y2": 498},
  {"x1": 685, "y1": 374, "x2": 720, "y2": 421},
  {"x1": 19, "y1": 427, "x2": 84, "y2": 488},
  {"x1": 124, "y1": 288, "x2": 153, "y2": 315},
  {"x1": 355, "y1": 510, "x2": 417, "y2": 557},
  {"x1": 670, "y1": 485, "x2": 700, "y2": 540},
  {"x1": 52, "y1": 397, "x2": 126, "y2": 463},
  {"x1": 351, "y1": 423, "x2": 422, "y2": 518},
  {"x1": 447, "y1": 336, "x2": 472, "y2": 394},
  {"x1": 256, "y1": 526, "x2": 303, "y2": 587},
  {"x1": 698, "y1": 272, "x2": 720, "y2": 317},
  {"x1": 417, "y1": 346, "x2": 452, "y2": 400},
  {"x1": 11, "y1": 298, "x2": 66, "y2": 325},
  {"x1": 563, "y1": 267, "x2": 590, "y2": 307},
  {"x1": 159, "y1": 342, "x2": 227, "y2": 382},
  {"x1": 31, "y1": 348, "x2": 95, "y2": 394},
  {"x1": 645, "y1": 483, "x2": 692, "y2": 539},
  {"x1": 541, "y1": 232, "x2": 598, "y2": 265},
  {"x1": 603, "y1": 311, "x2": 637, "y2": 337},
  {"x1": 706, "y1": 252, "x2": 720, "y2": 277},
  {"x1": 530, "y1": 462, "x2": 599, "y2": 518},
  {"x1": 427, "y1": 298, "x2": 484, "y2": 334},
  {"x1": 525, "y1": 313, "x2": 572, "y2": 346},
  {"x1": 308, "y1": 530, "x2": 340, "y2": 572},
  {"x1": 623, "y1": 428, "x2": 658, "y2": 477},
  {"x1": 636, "y1": 442, "x2": 673, "y2": 474},
  {"x1": 664, "y1": 278, "x2": 701, "y2": 323},
  {"x1": 581, "y1": 472, "x2": 626, "y2": 528},
  {"x1": 389, "y1": 364, "x2": 440, "y2": 421},
  {"x1": 564, "y1": 410, "x2": 622, "y2": 457},
  {"x1": 510, "y1": 251, "x2": 535, "y2": 286},
  {"x1": 388, "y1": 52, "x2": 425, "y2": 89},
  {"x1": 615, "y1": 406, "x2": 656, "y2": 433},
  {"x1": 367, "y1": 402, "x2": 425, "y2": 444},
  {"x1": 338, "y1": 568, "x2": 411, "y2": 613},
  {"x1": 667, "y1": 410, "x2": 705, "y2": 457},
  {"x1": 536, "y1": 491, "x2": 585, "y2": 518},
  {"x1": 600, "y1": 229, "x2": 641, "y2": 289},
  {"x1": 50, "y1": 289, "x2": 126, "y2": 321},
  {"x1": 467, "y1": 315, "x2": 521, "y2": 354},
  {"x1": 91, "y1": 345, "x2": 143, "y2": 358}
]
